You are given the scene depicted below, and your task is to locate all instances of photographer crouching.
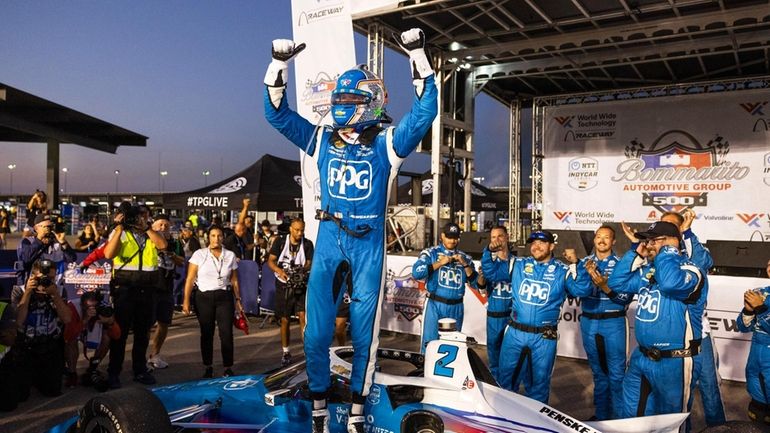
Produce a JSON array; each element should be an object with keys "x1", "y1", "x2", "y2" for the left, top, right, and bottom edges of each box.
[
  {"x1": 63, "y1": 291, "x2": 120, "y2": 392},
  {"x1": 267, "y1": 218, "x2": 313, "y2": 366},
  {"x1": 13, "y1": 259, "x2": 72, "y2": 398},
  {"x1": 103, "y1": 202, "x2": 167, "y2": 388}
]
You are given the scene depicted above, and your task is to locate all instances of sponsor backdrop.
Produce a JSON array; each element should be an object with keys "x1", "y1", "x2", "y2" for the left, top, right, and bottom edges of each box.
[
  {"x1": 542, "y1": 89, "x2": 770, "y2": 241},
  {"x1": 380, "y1": 254, "x2": 770, "y2": 382},
  {"x1": 291, "y1": 0, "x2": 356, "y2": 241}
]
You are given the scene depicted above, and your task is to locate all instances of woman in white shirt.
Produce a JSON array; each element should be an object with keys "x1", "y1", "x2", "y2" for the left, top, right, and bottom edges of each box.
[{"x1": 182, "y1": 225, "x2": 244, "y2": 378}]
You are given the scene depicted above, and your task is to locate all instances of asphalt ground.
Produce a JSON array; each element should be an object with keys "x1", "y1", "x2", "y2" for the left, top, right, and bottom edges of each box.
[{"x1": 0, "y1": 311, "x2": 753, "y2": 433}]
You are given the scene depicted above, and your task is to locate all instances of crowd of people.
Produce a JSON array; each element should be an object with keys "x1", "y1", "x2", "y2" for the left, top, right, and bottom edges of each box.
[{"x1": 0, "y1": 194, "x2": 314, "y2": 412}]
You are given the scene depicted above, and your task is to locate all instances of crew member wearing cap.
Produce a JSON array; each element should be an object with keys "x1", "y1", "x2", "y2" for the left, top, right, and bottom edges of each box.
[
  {"x1": 412, "y1": 222, "x2": 479, "y2": 352},
  {"x1": 607, "y1": 221, "x2": 704, "y2": 419},
  {"x1": 486, "y1": 229, "x2": 589, "y2": 403},
  {"x1": 16, "y1": 213, "x2": 76, "y2": 286}
]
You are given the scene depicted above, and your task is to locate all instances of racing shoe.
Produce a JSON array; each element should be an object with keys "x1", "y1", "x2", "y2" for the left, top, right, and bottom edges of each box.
[
  {"x1": 281, "y1": 351, "x2": 291, "y2": 366},
  {"x1": 311, "y1": 408, "x2": 329, "y2": 433},
  {"x1": 346, "y1": 415, "x2": 365, "y2": 433}
]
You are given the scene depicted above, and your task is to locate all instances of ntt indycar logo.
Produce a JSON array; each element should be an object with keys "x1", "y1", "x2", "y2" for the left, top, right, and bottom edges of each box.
[{"x1": 327, "y1": 158, "x2": 371, "y2": 201}]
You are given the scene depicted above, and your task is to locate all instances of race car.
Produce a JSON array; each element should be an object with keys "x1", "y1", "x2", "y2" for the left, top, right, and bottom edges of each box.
[{"x1": 47, "y1": 321, "x2": 688, "y2": 433}]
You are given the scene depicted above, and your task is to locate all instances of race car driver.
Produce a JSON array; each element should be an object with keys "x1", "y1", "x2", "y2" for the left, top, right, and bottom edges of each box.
[
  {"x1": 412, "y1": 222, "x2": 479, "y2": 352},
  {"x1": 485, "y1": 230, "x2": 589, "y2": 403},
  {"x1": 480, "y1": 225, "x2": 513, "y2": 382},
  {"x1": 608, "y1": 221, "x2": 704, "y2": 419},
  {"x1": 737, "y1": 260, "x2": 770, "y2": 425},
  {"x1": 263, "y1": 28, "x2": 437, "y2": 433}
]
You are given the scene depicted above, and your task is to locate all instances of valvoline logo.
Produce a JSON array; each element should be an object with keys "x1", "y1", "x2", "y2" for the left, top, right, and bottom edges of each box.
[
  {"x1": 636, "y1": 288, "x2": 660, "y2": 322},
  {"x1": 519, "y1": 279, "x2": 550, "y2": 306},
  {"x1": 438, "y1": 267, "x2": 463, "y2": 290},
  {"x1": 327, "y1": 158, "x2": 371, "y2": 201}
]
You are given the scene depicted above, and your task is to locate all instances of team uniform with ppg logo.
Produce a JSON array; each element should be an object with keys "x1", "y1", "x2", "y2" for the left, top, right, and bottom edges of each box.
[
  {"x1": 263, "y1": 33, "x2": 438, "y2": 418},
  {"x1": 608, "y1": 245, "x2": 704, "y2": 419},
  {"x1": 487, "y1": 255, "x2": 588, "y2": 403},
  {"x1": 412, "y1": 244, "x2": 478, "y2": 351}
]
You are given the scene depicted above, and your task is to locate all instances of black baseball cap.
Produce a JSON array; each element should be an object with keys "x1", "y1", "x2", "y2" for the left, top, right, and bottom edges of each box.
[
  {"x1": 260, "y1": 219, "x2": 271, "y2": 227},
  {"x1": 442, "y1": 223, "x2": 461, "y2": 239},
  {"x1": 34, "y1": 214, "x2": 52, "y2": 226},
  {"x1": 634, "y1": 221, "x2": 680, "y2": 240},
  {"x1": 527, "y1": 230, "x2": 555, "y2": 244}
]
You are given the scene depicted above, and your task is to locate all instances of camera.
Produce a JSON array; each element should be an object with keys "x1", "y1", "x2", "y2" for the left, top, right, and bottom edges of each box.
[
  {"x1": 36, "y1": 259, "x2": 54, "y2": 287},
  {"x1": 97, "y1": 305, "x2": 114, "y2": 318},
  {"x1": 285, "y1": 265, "x2": 309, "y2": 295}
]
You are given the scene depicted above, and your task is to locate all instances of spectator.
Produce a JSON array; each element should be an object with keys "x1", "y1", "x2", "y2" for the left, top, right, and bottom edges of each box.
[
  {"x1": 23, "y1": 190, "x2": 47, "y2": 238},
  {"x1": 486, "y1": 230, "x2": 588, "y2": 403},
  {"x1": 187, "y1": 211, "x2": 200, "y2": 231},
  {"x1": 0, "y1": 301, "x2": 19, "y2": 411},
  {"x1": 224, "y1": 223, "x2": 250, "y2": 260},
  {"x1": 16, "y1": 214, "x2": 76, "y2": 286},
  {"x1": 607, "y1": 221, "x2": 704, "y2": 419},
  {"x1": 182, "y1": 225, "x2": 244, "y2": 378},
  {"x1": 412, "y1": 223, "x2": 479, "y2": 352},
  {"x1": 267, "y1": 218, "x2": 313, "y2": 366},
  {"x1": 180, "y1": 226, "x2": 202, "y2": 260},
  {"x1": 237, "y1": 198, "x2": 257, "y2": 260},
  {"x1": 103, "y1": 202, "x2": 167, "y2": 388},
  {"x1": 63, "y1": 291, "x2": 120, "y2": 391},
  {"x1": 0, "y1": 208, "x2": 10, "y2": 248},
  {"x1": 480, "y1": 225, "x2": 514, "y2": 383},
  {"x1": 196, "y1": 226, "x2": 208, "y2": 248},
  {"x1": 75, "y1": 221, "x2": 101, "y2": 253},
  {"x1": 257, "y1": 219, "x2": 276, "y2": 262},
  {"x1": 148, "y1": 214, "x2": 184, "y2": 370},
  {"x1": 14, "y1": 259, "x2": 72, "y2": 398},
  {"x1": 569, "y1": 225, "x2": 630, "y2": 420}
]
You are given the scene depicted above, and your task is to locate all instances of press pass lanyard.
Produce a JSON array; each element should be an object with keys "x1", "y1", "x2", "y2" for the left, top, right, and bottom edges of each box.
[{"x1": 209, "y1": 249, "x2": 226, "y2": 287}]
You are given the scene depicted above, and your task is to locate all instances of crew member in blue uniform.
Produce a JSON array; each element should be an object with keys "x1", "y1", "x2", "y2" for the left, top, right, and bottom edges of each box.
[
  {"x1": 571, "y1": 225, "x2": 631, "y2": 420},
  {"x1": 412, "y1": 223, "x2": 479, "y2": 352},
  {"x1": 480, "y1": 225, "x2": 513, "y2": 383},
  {"x1": 263, "y1": 28, "x2": 437, "y2": 433},
  {"x1": 608, "y1": 221, "x2": 704, "y2": 419},
  {"x1": 487, "y1": 230, "x2": 589, "y2": 403},
  {"x1": 737, "y1": 260, "x2": 770, "y2": 425}
]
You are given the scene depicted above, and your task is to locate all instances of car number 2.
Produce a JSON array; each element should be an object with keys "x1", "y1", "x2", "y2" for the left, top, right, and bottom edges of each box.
[{"x1": 433, "y1": 344, "x2": 459, "y2": 378}]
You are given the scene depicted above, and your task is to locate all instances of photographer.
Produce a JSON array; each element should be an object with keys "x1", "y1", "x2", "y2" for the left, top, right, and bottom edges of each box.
[
  {"x1": 63, "y1": 291, "x2": 120, "y2": 391},
  {"x1": 0, "y1": 301, "x2": 19, "y2": 411},
  {"x1": 267, "y1": 218, "x2": 313, "y2": 366},
  {"x1": 14, "y1": 259, "x2": 72, "y2": 398},
  {"x1": 16, "y1": 214, "x2": 76, "y2": 286},
  {"x1": 103, "y1": 202, "x2": 167, "y2": 388}
]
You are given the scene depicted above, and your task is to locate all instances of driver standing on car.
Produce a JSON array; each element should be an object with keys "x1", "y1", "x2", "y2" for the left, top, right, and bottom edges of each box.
[
  {"x1": 263, "y1": 27, "x2": 437, "y2": 433},
  {"x1": 412, "y1": 223, "x2": 479, "y2": 352}
]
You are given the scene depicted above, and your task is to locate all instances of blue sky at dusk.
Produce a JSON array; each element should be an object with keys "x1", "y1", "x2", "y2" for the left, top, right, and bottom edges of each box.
[{"x1": 1, "y1": 2, "x2": 522, "y2": 196}]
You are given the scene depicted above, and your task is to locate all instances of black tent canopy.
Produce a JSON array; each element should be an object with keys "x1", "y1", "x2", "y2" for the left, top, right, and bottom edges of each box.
[
  {"x1": 163, "y1": 154, "x2": 303, "y2": 211},
  {"x1": 397, "y1": 170, "x2": 507, "y2": 212}
]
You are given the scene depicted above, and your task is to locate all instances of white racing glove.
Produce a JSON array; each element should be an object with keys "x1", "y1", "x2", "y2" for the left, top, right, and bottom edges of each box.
[
  {"x1": 395, "y1": 28, "x2": 432, "y2": 80},
  {"x1": 263, "y1": 39, "x2": 306, "y2": 87}
]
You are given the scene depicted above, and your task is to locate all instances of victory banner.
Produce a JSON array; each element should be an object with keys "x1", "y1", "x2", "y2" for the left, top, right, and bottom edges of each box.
[
  {"x1": 291, "y1": 0, "x2": 356, "y2": 241},
  {"x1": 542, "y1": 89, "x2": 770, "y2": 241}
]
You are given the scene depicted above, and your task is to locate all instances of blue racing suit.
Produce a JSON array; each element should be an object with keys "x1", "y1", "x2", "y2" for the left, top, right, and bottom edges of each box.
[
  {"x1": 264, "y1": 75, "x2": 437, "y2": 402},
  {"x1": 683, "y1": 229, "x2": 725, "y2": 426},
  {"x1": 412, "y1": 244, "x2": 478, "y2": 351},
  {"x1": 480, "y1": 246, "x2": 513, "y2": 383},
  {"x1": 575, "y1": 253, "x2": 631, "y2": 420},
  {"x1": 487, "y1": 255, "x2": 589, "y2": 403},
  {"x1": 607, "y1": 245, "x2": 704, "y2": 418},
  {"x1": 737, "y1": 287, "x2": 770, "y2": 413}
]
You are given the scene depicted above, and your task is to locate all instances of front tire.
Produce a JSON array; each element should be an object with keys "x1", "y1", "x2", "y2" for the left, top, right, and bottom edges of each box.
[
  {"x1": 402, "y1": 410, "x2": 443, "y2": 433},
  {"x1": 76, "y1": 387, "x2": 173, "y2": 433}
]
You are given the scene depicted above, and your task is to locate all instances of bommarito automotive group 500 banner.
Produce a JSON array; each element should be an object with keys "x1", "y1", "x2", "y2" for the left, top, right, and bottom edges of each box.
[{"x1": 542, "y1": 89, "x2": 770, "y2": 241}]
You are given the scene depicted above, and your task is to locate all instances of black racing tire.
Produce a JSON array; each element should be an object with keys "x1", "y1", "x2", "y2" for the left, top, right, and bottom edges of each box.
[
  {"x1": 700, "y1": 421, "x2": 770, "y2": 433},
  {"x1": 402, "y1": 410, "x2": 444, "y2": 433},
  {"x1": 75, "y1": 387, "x2": 173, "y2": 433}
]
